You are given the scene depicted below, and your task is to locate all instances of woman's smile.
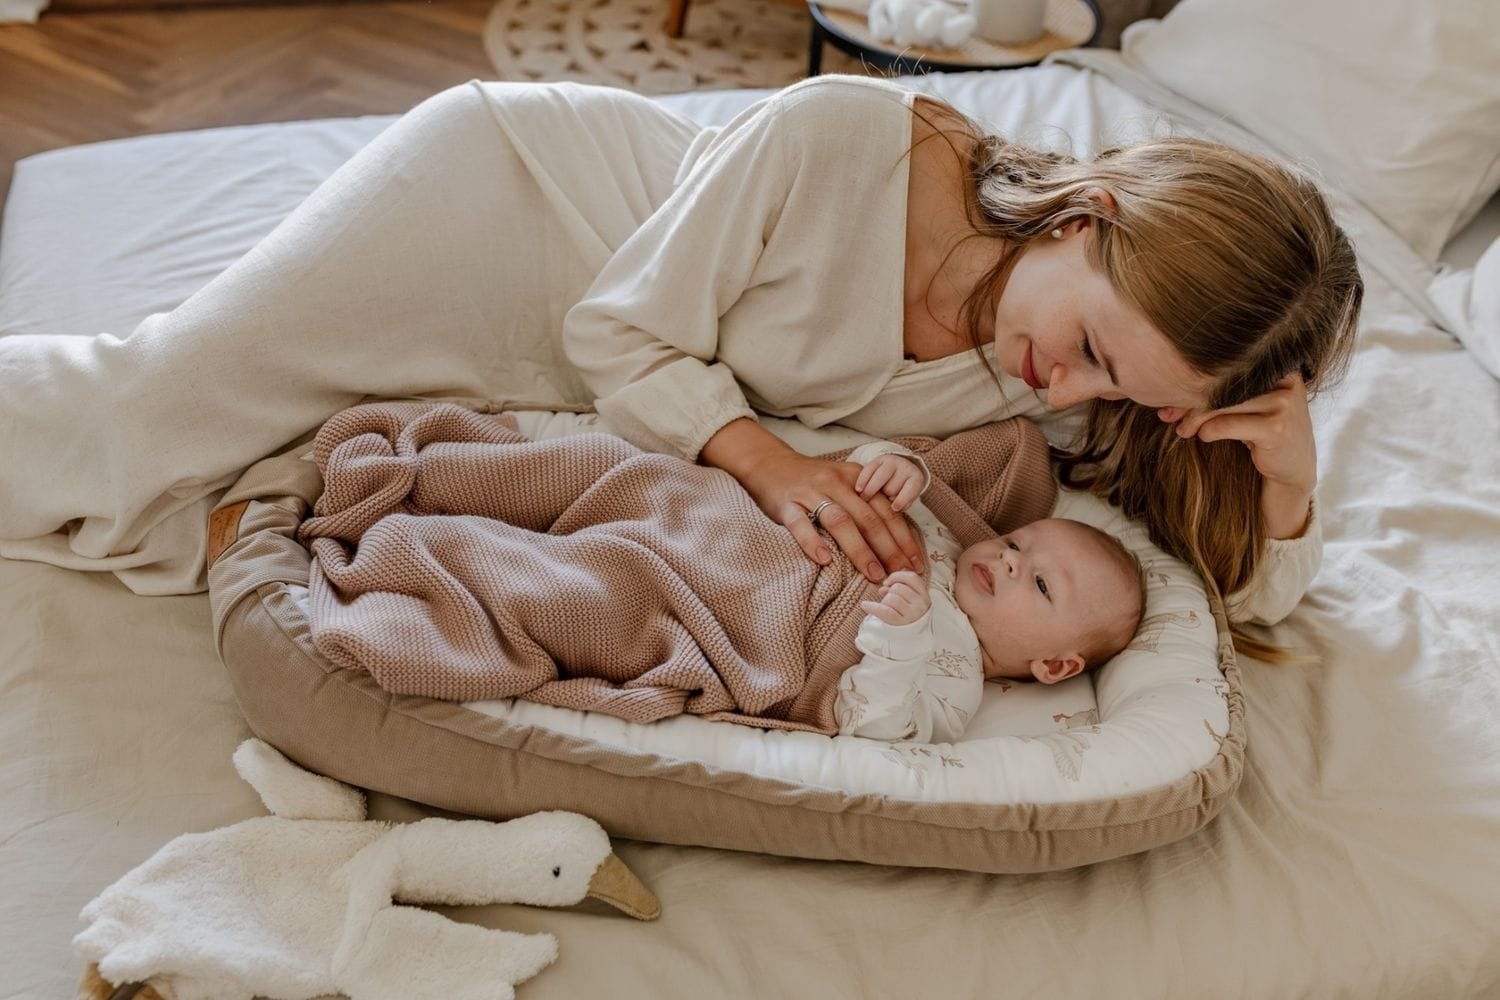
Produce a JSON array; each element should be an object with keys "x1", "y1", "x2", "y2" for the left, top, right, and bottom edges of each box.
[{"x1": 1020, "y1": 342, "x2": 1045, "y2": 390}]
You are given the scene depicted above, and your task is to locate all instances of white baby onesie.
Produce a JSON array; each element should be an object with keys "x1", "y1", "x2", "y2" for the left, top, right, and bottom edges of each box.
[{"x1": 833, "y1": 443, "x2": 985, "y2": 744}]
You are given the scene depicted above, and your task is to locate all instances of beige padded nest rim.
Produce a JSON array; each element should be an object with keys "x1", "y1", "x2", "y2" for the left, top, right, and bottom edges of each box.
[{"x1": 206, "y1": 410, "x2": 1246, "y2": 874}]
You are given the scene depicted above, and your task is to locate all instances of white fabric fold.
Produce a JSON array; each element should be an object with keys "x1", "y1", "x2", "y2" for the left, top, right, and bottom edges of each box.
[{"x1": 1429, "y1": 236, "x2": 1500, "y2": 381}]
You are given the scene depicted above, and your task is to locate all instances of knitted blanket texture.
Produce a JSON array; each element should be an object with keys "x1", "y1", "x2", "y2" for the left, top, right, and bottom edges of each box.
[{"x1": 297, "y1": 402, "x2": 1055, "y2": 734}]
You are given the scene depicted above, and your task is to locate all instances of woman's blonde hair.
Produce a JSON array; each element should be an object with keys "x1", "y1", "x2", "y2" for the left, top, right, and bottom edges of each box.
[{"x1": 917, "y1": 107, "x2": 1363, "y2": 661}]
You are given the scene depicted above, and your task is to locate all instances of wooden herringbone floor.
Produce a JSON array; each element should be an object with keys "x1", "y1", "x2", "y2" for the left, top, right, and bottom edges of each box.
[
  {"x1": 0, "y1": 0, "x2": 821, "y2": 219},
  {"x1": 0, "y1": 0, "x2": 503, "y2": 214}
]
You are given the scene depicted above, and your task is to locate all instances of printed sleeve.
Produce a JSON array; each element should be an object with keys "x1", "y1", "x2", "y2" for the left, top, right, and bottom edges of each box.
[
  {"x1": 1224, "y1": 495, "x2": 1323, "y2": 625},
  {"x1": 835, "y1": 611, "x2": 936, "y2": 741},
  {"x1": 561, "y1": 93, "x2": 794, "y2": 461},
  {"x1": 835, "y1": 603, "x2": 980, "y2": 743}
]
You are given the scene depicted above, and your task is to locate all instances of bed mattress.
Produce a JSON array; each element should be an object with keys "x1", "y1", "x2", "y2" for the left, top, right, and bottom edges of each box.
[{"x1": 4, "y1": 59, "x2": 1500, "y2": 999}]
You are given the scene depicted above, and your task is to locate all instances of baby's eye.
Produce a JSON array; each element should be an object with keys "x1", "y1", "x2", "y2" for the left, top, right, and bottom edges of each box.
[
  {"x1": 1035, "y1": 575, "x2": 1049, "y2": 597},
  {"x1": 1007, "y1": 541, "x2": 1020, "y2": 551}
]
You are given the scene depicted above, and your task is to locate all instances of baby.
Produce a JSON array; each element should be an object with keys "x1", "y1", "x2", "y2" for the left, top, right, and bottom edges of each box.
[
  {"x1": 302, "y1": 402, "x2": 1139, "y2": 744},
  {"x1": 833, "y1": 443, "x2": 1145, "y2": 743}
]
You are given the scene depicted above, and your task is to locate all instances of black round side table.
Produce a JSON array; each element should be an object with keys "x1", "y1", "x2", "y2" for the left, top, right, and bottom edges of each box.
[{"x1": 807, "y1": 0, "x2": 1101, "y2": 77}]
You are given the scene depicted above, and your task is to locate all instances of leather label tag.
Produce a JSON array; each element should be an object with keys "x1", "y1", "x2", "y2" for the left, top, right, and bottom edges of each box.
[{"x1": 207, "y1": 500, "x2": 250, "y2": 570}]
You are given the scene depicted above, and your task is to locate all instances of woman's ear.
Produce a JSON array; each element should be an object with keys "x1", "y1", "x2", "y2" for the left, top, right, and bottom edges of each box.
[
  {"x1": 1083, "y1": 186, "x2": 1118, "y2": 216},
  {"x1": 1054, "y1": 188, "x2": 1116, "y2": 239},
  {"x1": 1029, "y1": 654, "x2": 1085, "y2": 685}
]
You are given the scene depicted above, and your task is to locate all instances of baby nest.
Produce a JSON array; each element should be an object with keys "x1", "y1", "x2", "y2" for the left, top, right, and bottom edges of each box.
[{"x1": 207, "y1": 405, "x2": 1244, "y2": 874}]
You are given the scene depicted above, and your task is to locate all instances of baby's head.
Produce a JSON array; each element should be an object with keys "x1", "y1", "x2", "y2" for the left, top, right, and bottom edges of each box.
[{"x1": 953, "y1": 518, "x2": 1144, "y2": 684}]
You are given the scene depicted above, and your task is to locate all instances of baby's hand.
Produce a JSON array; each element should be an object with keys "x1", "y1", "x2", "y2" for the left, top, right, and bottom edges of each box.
[
  {"x1": 859, "y1": 569, "x2": 931, "y2": 627},
  {"x1": 855, "y1": 453, "x2": 925, "y2": 513}
]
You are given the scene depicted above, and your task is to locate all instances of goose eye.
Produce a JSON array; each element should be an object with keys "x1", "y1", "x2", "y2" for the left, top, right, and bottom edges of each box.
[{"x1": 552, "y1": 866, "x2": 561, "y2": 877}]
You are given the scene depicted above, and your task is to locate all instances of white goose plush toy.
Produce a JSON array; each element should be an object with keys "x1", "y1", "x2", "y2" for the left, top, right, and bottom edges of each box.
[{"x1": 75, "y1": 739, "x2": 659, "y2": 1000}]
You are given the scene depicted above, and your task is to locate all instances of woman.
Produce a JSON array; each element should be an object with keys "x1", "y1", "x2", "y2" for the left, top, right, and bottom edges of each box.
[{"x1": 0, "y1": 75, "x2": 1360, "y2": 655}]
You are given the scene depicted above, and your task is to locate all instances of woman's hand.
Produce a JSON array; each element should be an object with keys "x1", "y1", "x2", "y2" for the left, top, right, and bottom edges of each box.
[
  {"x1": 698, "y1": 419, "x2": 925, "y2": 582},
  {"x1": 759, "y1": 453, "x2": 927, "y2": 583},
  {"x1": 1158, "y1": 372, "x2": 1316, "y2": 539},
  {"x1": 860, "y1": 570, "x2": 931, "y2": 627}
]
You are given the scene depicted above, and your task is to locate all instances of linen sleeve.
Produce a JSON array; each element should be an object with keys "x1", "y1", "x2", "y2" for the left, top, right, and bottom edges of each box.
[
  {"x1": 560, "y1": 94, "x2": 795, "y2": 461},
  {"x1": 1224, "y1": 495, "x2": 1323, "y2": 626}
]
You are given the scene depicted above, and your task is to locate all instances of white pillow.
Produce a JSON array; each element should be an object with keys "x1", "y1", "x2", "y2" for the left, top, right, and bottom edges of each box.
[{"x1": 1121, "y1": 0, "x2": 1500, "y2": 262}]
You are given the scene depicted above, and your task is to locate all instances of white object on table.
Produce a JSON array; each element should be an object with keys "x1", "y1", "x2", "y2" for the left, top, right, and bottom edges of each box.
[
  {"x1": 971, "y1": 0, "x2": 1046, "y2": 43},
  {"x1": 868, "y1": 0, "x2": 977, "y2": 48}
]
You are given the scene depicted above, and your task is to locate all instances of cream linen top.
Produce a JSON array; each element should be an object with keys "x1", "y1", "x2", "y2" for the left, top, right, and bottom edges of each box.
[{"x1": 562, "y1": 74, "x2": 1319, "y2": 625}]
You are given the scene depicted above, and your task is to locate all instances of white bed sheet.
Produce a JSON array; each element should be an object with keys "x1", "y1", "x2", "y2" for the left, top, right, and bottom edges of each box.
[{"x1": 3, "y1": 61, "x2": 1500, "y2": 999}]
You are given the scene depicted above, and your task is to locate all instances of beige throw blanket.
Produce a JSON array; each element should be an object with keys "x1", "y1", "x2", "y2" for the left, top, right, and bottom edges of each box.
[{"x1": 298, "y1": 402, "x2": 1055, "y2": 735}]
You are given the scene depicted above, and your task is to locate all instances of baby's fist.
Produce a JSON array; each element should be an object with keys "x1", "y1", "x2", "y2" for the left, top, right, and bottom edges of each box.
[
  {"x1": 855, "y1": 453, "x2": 925, "y2": 512},
  {"x1": 860, "y1": 569, "x2": 931, "y2": 627}
]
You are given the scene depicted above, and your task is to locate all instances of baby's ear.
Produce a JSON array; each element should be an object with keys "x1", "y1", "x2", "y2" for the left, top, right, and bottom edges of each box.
[{"x1": 1030, "y1": 655, "x2": 1085, "y2": 685}]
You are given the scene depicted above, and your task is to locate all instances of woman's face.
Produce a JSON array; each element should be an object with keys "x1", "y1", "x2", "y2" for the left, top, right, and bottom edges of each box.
[{"x1": 991, "y1": 221, "x2": 1215, "y2": 412}]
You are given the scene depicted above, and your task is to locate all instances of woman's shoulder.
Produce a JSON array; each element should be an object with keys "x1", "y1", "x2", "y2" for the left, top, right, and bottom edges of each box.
[
  {"x1": 698, "y1": 75, "x2": 914, "y2": 160},
  {"x1": 767, "y1": 74, "x2": 918, "y2": 126},
  {"x1": 771, "y1": 76, "x2": 972, "y2": 136},
  {"x1": 728, "y1": 75, "x2": 919, "y2": 180}
]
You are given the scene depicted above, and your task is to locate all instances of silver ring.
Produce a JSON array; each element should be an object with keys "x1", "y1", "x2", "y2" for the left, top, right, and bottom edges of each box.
[{"x1": 808, "y1": 499, "x2": 836, "y2": 526}]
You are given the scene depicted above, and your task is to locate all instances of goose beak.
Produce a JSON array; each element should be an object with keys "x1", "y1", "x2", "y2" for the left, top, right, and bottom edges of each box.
[{"x1": 587, "y1": 852, "x2": 660, "y2": 921}]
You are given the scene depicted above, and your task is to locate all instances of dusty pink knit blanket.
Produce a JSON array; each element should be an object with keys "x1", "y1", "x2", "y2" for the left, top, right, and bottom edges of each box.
[{"x1": 297, "y1": 402, "x2": 1055, "y2": 734}]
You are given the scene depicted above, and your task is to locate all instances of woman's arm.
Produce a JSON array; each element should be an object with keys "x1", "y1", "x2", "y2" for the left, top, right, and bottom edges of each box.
[
  {"x1": 1224, "y1": 497, "x2": 1322, "y2": 625},
  {"x1": 565, "y1": 82, "x2": 923, "y2": 580},
  {"x1": 560, "y1": 93, "x2": 785, "y2": 462},
  {"x1": 1165, "y1": 372, "x2": 1323, "y2": 623},
  {"x1": 564, "y1": 83, "x2": 924, "y2": 581}
]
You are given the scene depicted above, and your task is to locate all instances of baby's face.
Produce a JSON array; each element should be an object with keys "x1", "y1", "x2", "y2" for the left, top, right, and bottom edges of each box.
[{"x1": 953, "y1": 518, "x2": 1136, "y2": 683}]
